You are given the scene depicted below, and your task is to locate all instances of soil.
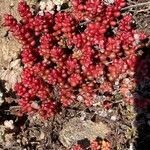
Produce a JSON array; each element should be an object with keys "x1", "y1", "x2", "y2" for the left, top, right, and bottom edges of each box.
[{"x1": 0, "y1": 0, "x2": 150, "y2": 150}]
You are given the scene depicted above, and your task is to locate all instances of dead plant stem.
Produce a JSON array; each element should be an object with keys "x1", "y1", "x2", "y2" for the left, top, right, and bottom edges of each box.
[{"x1": 122, "y1": 1, "x2": 150, "y2": 10}]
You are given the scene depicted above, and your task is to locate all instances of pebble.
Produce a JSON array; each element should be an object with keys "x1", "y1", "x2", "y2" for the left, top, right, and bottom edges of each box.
[
  {"x1": 39, "y1": 1, "x2": 46, "y2": 10},
  {"x1": 129, "y1": 143, "x2": 135, "y2": 150},
  {"x1": 4, "y1": 120, "x2": 14, "y2": 130},
  {"x1": 77, "y1": 95, "x2": 84, "y2": 101},
  {"x1": 98, "y1": 110, "x2": 108, "y2": 117},
  {"x1": 39, "y1": 131, "x2": 45, "y2": 140},
  {"x1": 108, "y1": 109, "x2": 113, "y2": 113},
  {"x1": 111, "y1": 115, "x2": 117, "y2": 121},
  {"x1": 46, "y1": 0, "x2": 55, "y2": 11},
  {"x1": 79, "y1": 111, "x2": 86, "y2": 120},
  {"x1": 17, "y1": 139, "x2": 21, "y2": 143},
  {"x1": 10, "y1": 2, "x2": 14, "y2": 7}
]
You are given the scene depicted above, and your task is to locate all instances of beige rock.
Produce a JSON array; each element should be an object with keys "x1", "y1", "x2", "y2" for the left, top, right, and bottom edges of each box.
[
  {"x1": 0, "y1": 59, "x2": 22, "y2": 90},
  {"x1": 4, "y1": 120, "x2": 14, "y2": 130},
  {"x1": 59, "y1": 117, "x2": 110, "y2": 148}
]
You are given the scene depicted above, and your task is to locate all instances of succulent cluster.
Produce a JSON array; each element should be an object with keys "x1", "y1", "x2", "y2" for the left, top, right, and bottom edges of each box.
[{"x1": 4, "y1": 0, "x2": 147, "y2": 118}]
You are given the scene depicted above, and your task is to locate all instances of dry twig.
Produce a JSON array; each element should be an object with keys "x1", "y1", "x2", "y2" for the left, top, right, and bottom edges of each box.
[{"x1": 122, "y1": 1, "x2": 150, "y2": 10}]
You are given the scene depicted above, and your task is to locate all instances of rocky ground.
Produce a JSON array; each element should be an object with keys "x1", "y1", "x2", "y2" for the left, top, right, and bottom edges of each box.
[{"x1": 0, "y1": 0, "x2": 150, "y2": 150}]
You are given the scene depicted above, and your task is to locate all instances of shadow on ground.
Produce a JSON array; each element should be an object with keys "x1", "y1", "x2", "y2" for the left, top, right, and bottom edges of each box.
[{"x1": 135, "y1": 41, "x2": 150, "y2": 150}]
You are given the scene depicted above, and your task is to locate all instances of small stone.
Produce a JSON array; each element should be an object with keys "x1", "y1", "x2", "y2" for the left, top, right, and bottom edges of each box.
[
  {"x1": 10, "y1": 2, "x2": 14, "y2": 7},
  {"x1": 79, "y1": 111, "x2": 86, "y2": 120},
  {"x1": 38, "y1": 10, "x2": 44, "y2": 16},
  {"x1": 98, "y1": 110, "x2": 108, "y2": 117},
  {"x1": 77, "y1": 95, "x2": 84, "y2": 101},
  {"x1": 39, "y1": 131, "x2": 45, "y2": 140},
  {"x1": 108, "y1": 109, "x2": 113, "y2": 113},
  {"x1": 56, "y1": 5, "x2": 61, "y2": 11},
  {"x1": 39, "y1": 1, "x2": 46, "y2": 10},
  {"x1": 93, "y1": 102, "x2": 101, "y2": 106},
  {"x1": 17, "y1": 139, "x2": 21, "y2": 143},
  {"x1": 129, "y1": 143, "x2": 135, "y2": 150},
  {"x1": 46, "y1": 0, "x2": 55, "y2": 11},
  {"x1": 110, "y1": 115, "x2": 117, "y2": 121},
  {"x1": 4, "y1": 120, "x2": 14, "y2": 130},
  {"x1": 114, "y1": 80, "x2": 119, "y2": 86}
]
